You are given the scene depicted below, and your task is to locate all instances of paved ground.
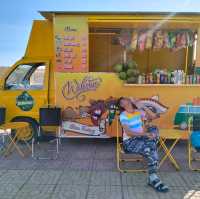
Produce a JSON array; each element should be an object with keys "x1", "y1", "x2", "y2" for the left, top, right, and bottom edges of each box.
[{"x1": 0, "y1": 138, "x2": 200, "y2": 199}]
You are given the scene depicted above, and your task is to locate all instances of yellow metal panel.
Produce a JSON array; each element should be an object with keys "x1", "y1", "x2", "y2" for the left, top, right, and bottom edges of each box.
[
  {"x1": 0, "y1": 58, "x2": 50, "y2": 123},
  {"x1": 25, "y1": 20, "x2": 54, "y2": 59}
]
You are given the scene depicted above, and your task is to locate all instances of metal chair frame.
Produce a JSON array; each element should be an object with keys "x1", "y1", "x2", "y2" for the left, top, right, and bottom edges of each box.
[
  {"x1": 32, "y1": 107, "x2": 61, "y2": 160},
  {"x1": 116, "y1": 117, "x2": 146, "y2": 173}
]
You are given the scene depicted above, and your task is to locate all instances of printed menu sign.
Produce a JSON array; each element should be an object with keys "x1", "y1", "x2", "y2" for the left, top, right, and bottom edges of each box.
[{"x1": 54, "y1": 16, "x2": 88, "y2": 72}]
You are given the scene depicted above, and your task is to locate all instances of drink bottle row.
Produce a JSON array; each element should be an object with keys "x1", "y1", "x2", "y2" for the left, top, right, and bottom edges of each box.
[{"x1": 137, "y1": 69, "x2": 200, "y2": 84}]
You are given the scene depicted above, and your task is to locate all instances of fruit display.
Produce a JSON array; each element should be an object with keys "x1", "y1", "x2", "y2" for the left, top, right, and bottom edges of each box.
[{"x1": 113, "y1": 60, "x2": 140, "y2": 83}]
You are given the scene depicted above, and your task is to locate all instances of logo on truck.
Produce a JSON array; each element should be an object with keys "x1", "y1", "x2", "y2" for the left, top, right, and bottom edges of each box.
[
  {"x1": 62, "y1": 75, "x2": 102, "y2": 101},
  {"x1": 16, "y1": 91, "x2": 34, "y2": 111}
]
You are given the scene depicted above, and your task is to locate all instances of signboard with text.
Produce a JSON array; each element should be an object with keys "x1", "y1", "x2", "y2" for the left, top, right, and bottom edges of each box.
[{"x1": 54, "y1": 16, "x2": 88, "y2": 72}]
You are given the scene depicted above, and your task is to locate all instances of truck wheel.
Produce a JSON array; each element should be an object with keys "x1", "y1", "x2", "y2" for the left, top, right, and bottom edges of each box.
[{"x1": 11, "y1": 117, "x2": 39, "y2": 142}]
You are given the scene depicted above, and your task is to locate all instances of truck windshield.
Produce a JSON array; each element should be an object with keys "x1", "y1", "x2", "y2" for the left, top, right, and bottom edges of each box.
[{"x1": 5, "y1": 63, "x2": 46, "y2": 90}]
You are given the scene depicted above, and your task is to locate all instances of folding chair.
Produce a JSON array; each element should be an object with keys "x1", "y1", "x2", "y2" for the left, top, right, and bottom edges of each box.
[
  {"x1": 188, "y1": 115, "x2": 200, "y2": 171},
  {"x1": 116, "y1": 117, "x2": 146, "y2": 173},
  {"x1": 32, "y1": 106, "x2": 61, "y2": 159}
]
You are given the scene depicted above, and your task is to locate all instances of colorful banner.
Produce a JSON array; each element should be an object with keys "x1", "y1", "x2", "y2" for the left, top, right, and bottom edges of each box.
[
  {"x1": 54, "y1": 16, "x2": 88, "y2": 72},
  {"x1": 55, "y1": 72, "x2": 200, "y2": 137}
]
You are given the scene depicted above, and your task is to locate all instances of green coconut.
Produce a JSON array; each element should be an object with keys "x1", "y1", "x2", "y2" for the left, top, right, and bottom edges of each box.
[
  {"x1": 118, "y1": 72, "x2": 127, "y2": 80},
  {"x1": 127, "y1": 69, "x2": 140, "y2": 77},
  {"x1": 113, "y1": 63, "x2": 123, "y2": 73},
  {"x1": 127, "y1": 60, "x2": 137, "y2": 69},
  {"x1": 127, "y1": 69, "x2": 135, "y2": 77},
  {"x1": 126, "y1": 76, "x2": 138, "y2": 84}
]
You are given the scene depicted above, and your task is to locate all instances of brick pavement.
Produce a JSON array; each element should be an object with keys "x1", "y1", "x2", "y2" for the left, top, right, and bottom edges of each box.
[{"x1": 0, "y1": 138, "x2": 199, "y2": 199}]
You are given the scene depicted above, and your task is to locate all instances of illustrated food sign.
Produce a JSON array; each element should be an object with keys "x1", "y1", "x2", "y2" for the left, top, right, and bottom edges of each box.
[{"x1": 54, "y1": 16, "x2": 88, "y2": 72}]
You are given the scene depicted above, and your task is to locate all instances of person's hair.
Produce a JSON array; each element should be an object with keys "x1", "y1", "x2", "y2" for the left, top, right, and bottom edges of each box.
[
  {"x1": 117, "y1": 97, "x2": 138, "y2": 113},
  {"x1": 117, "y1": 97, "x2": 125, "y2": 113}
]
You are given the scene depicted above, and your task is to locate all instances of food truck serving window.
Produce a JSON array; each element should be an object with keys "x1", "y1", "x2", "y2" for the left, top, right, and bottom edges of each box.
[
  {"x1": 5, "y1": 63, "x2": 46, "y2": 90},
  {"x1": 89, "y1": 25, "x2": 196, "y2": 84}
]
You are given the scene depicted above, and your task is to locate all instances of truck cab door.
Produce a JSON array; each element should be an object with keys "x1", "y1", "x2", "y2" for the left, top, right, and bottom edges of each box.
[{"x1": 0, "y1": 60, "x2": 50, "y2": 122}]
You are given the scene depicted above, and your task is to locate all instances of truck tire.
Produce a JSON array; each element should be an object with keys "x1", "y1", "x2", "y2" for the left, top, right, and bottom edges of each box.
[{"x1": 11, "y1": 117, "x2": 39, "y2": 142}]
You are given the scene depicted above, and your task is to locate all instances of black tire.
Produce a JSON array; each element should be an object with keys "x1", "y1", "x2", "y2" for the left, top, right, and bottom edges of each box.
[{"x1": 11, "y1": 117, "x2": 39, "y2": 142}]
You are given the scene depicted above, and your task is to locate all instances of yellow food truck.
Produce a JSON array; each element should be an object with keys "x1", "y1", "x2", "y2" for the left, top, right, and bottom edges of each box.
[{"x1": 0, "y1": 11, "x2": 200, "y2": 140}]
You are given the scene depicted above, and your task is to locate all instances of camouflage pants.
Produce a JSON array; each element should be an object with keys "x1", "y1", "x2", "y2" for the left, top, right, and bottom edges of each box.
[{"x1": 123, "y1": 126, "x2": 159, "y2": 174}]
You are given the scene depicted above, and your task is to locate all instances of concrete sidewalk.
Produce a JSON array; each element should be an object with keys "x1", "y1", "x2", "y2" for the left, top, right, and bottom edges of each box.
[{"x1": 0, "y1": 139, "x2": 199, "y2": 199}]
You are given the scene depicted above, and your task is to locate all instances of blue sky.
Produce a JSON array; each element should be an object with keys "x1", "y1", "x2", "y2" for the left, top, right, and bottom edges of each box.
[{"x1": 1, "y1": 0, "x2": 200, "y2": 66}]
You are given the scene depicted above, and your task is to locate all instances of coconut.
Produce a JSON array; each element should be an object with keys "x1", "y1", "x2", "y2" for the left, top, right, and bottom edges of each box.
[
  {"x1": 113, "y1": 64, "x2": 123, "y2": 73},
  {"x1": 127, "y1": 60, "x2": 137, "y2": 69},
  {"x1": 118, "y1": 72, "x2": 127, "y2": 80},
  {"x1": 127, "y1": 69, "x2": 135, "y2": 77}
]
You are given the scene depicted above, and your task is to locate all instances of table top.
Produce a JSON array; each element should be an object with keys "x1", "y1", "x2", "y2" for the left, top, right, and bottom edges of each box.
[
  {"x1": 0, "y1": 122, "x2": 29, "y2": 130},
  {"x1": 159, "y1": 128, "x2": 189, "y2": 140}
]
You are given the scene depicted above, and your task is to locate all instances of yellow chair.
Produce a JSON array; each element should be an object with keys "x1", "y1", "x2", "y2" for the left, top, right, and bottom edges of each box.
[
  {"x1": 116, "y1": 118, "x2": 146, "y2": 173},
  {"x1": 188, "y1": 116, "x2": 200, "y2": 171},
  {"x1": 159, "y1": 128, "x2": 188, "y2": 171}
]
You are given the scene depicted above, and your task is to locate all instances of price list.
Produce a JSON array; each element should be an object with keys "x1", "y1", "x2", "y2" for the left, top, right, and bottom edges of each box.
[{"x1": 54, "y1": 16, "x2": 88, "y2": 72}]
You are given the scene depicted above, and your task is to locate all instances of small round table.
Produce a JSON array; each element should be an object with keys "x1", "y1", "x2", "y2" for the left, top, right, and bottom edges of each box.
[{"x1": 0, "y1": 122, "x2": 31, "y2": 157}]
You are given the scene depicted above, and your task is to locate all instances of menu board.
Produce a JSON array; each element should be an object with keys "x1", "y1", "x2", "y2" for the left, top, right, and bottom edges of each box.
[{"x1": 54, "y1": 16, "x2": 88, "y2": 72}]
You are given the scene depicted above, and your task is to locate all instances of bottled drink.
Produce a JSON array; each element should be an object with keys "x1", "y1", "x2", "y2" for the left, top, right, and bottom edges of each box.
[
  {"x1": 156, "y1": 72, "x2": 160, "y2": 84},
  {"x1": 193, "y1": 75, "x2": 197, "y2": 84},
  {"x1": 167, "y1": 72, "x2": 171, "y2": 84},
  {"x1": 170, "y1": 72, "x2": 175, "y2": 84}
]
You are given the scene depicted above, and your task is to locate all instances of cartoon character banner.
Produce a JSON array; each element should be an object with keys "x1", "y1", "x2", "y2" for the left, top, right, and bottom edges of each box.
[{"x1": 55, "y1": 72, "x2": 175, "y2": 138}]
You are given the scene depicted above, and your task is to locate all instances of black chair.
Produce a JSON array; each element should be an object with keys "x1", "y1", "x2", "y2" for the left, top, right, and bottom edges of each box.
[
  {"x1": 32, "y1": 107, "x2": 62, "y2": 159},
  {"x1": 0, "y1": 107, "x2": 6, "y2": 126}
]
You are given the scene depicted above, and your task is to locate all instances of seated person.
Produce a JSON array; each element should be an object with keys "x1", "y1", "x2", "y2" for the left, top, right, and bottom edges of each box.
[{"x1": 118, "y1": 97, "x2": 169, "y2": 193}]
